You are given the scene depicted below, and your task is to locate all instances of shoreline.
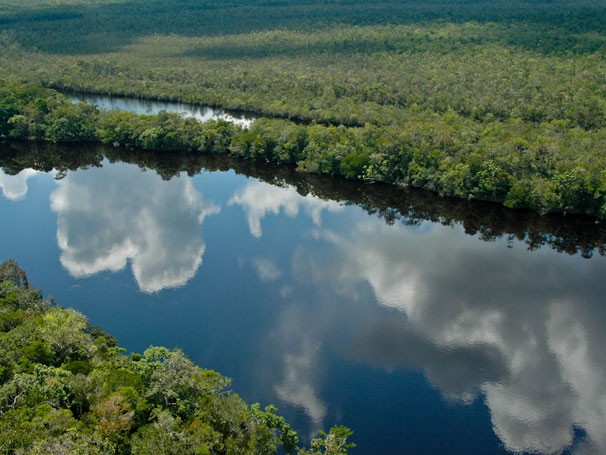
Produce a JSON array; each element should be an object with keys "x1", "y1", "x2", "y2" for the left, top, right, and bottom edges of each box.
[{"x1": 2, "y1": 81, "x2": 605, "y2": 221}]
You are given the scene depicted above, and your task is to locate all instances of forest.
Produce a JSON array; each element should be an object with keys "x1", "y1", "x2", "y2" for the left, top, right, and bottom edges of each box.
[
  {"x1": 0, "y1": 259, "x2": 353, "y2": 454},
  {"x1": 1, "y1": 2, "x2": 606, "y2": 450},
  {"x1": 0, "y1": 0, "x2": 605, "y2": 217},
  {"x1": 2, "y1": 79, "x2": 606, "y2": 219}
]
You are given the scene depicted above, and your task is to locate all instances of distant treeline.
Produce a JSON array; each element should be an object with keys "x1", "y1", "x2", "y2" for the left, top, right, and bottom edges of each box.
[
  {"x1": 2, "y1": 0, "x2": 606, "y2": 56},
  {"x1": 0, "y1": 259, "x2": 353, "y2": 454},
  {"x1": 2, "y1": 80, "x2": 606, "y2": 219}
]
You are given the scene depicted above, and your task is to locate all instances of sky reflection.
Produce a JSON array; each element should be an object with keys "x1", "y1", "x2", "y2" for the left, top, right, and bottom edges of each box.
[
  {"x1": 292, "y1": 220, "x2": 606, "y2": 454},
  {"x1": 49, "y1": 162, "x2": 219, "y2": 293},
  {"x1": 1, "y1": 158, "x2": 605, "y2": 454},
  {"x1": 228, "y1": 180, "x2": 343, "y2": 238},
  {"x1": 0, "y1": 168, "x2": 40, "y2": 201}
]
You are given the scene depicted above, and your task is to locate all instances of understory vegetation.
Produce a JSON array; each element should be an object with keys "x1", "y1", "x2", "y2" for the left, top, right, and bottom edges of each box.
[
  {"x1": 0, "y1": 0, "x2": 605, "y2": 217},
  {"x1": 0, "y1": 259, "x2": 353, "y2": 454}
]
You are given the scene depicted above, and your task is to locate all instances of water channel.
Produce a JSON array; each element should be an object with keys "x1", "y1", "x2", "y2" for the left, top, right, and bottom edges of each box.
[
  {"x1": 1, "y1": 96, "x2": 605, "y2": 454},
  {"x1": 68, "y1": 92, "x2": 255, "y2": 127}
]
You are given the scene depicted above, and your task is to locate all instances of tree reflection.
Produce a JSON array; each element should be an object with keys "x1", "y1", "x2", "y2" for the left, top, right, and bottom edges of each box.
[
  {"x1": 2, "y1": 141, "x2": 606, "y2": 257},
  {"x1": 0, "y1": 168, "x2": 40, "y2": 200}
]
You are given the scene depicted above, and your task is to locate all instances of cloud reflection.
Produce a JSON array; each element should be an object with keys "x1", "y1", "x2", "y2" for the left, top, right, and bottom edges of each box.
[
  {"x1": 228, "y1": 181, "x2": 343, "y2": 238},
  {"x1": 252, "y1": 258, "x2": 282, "y2": 282},
  {"x1": 295, "y1": 221, "x2": 606, "y2": 454},
  {"x1": 50, "y1": 163, "x2": 218, "y2": 293},
  {"x1": 272, "y1": 304, "x2": 328, "y2": 427},
  {"x1": 0, "y1": 168, "x2": 40, "y2": 201},
  {"x1": 275, "y1": 338, "x2": 327, "y2": 425}
]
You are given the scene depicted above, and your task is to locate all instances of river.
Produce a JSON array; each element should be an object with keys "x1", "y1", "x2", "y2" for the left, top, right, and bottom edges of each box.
[
  {"x1": 1, "y1": 100, "x2": 605, "y2": 453},
  {"x1": 68, "y1": 92, "x2": 255, "y2": 127}
]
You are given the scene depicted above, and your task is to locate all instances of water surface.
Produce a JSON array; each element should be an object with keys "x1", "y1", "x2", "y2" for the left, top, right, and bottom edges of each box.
[
  {"x1": 1, "y1": 143, "x2": 605, "y2": 454},
  {"x1": 68, "y1": 92, "x2": 254, "y2": 127}
]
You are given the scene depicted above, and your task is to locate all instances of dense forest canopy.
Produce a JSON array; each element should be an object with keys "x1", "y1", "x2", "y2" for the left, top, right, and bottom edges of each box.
[{"x1": 0, "y1": 0, "x2": 605, "y2": 217}]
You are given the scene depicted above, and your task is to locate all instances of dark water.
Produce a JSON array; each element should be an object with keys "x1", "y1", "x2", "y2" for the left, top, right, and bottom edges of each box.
[{"x1": 1, "y1": 142, "x2": 605, "y2": 455}]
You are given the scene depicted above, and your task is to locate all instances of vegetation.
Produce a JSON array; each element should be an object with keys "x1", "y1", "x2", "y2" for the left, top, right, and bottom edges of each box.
[
  {"x1": 0, "y1": 0, "x2": 605, "y2": 218},
  {"x1": 2, "y1": 141, "x2": 605, "y2": 258},
  {"x1": 0, "y1": 259, "x2": 353, "y2": 454},
  {"x1": 2, "y1": 79, "x2": 606, "y2": 219}
]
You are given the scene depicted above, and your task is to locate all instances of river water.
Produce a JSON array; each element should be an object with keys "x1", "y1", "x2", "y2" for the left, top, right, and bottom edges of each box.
[
  {"x1": 1, "y1": 96, "x2": 605, "y2": 454},
  {"x1": 68, "y1": 92, "x2": 255, "y2": 127}
]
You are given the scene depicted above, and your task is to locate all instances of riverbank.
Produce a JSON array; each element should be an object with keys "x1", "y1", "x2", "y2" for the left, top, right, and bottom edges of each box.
[
  {"x1": 0, "y1": 259, "x2": 352, "y2": 453},
  {"x1": 3, "y1": 140, "x2": 605, "y2": 258},
  {"x1": 2, "y1": 80, "x2": 606, "y2": 220}
]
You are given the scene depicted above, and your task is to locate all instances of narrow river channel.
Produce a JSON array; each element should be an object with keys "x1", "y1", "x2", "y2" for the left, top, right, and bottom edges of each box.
[{"x1": 68, "y1": 92, "x2": 255, "y2": 127}]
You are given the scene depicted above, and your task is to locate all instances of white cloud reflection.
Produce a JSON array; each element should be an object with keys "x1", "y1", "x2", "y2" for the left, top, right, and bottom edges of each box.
[
  {"x1": 294, "y1": 220, "x2": 606, "y2": 454},
  {"x1": 228, "y1": 181, "x2": 343, "y2": 238},
  {"x1": 252, "y1": 258, "x2": 282, "y2": 282},
  {"x1": 50, "y1": 162, "x2": 218, "y2": 293},
  {"x1": 271, "y1": 303, "x2": 328, "y2": 428},
  {"x1": 275, "y1": 338, "x2": 327, "y2": 425},
  {"x1": 0, "y1": 168, "x2": 40, "y2": 201}
]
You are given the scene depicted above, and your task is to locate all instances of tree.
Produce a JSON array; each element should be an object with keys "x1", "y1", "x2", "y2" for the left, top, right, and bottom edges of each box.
[
  {"x1": 299, "y1": 426, "x2": 356, "y2": 455},
  {"x1": 39, "y1": 308, "x2": 93, "y2": 363}
]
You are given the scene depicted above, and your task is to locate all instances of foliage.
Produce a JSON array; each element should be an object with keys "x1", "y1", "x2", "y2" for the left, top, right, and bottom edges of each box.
[
  {"x1": 4, "y1": 141, "x2": 606, "y2": 259},
  {"x1": 0, "y1": 260, "x2": 352, "y2": 454},
  {"x1": 306, "y1": 426, "x2": 356, "y2": 455},
  {"x1": 1, "y1": 79, "x2": 606, "y2": 219},
  {"x1": 0, "y1": 0, "x2": 605, "y2": 218}
]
